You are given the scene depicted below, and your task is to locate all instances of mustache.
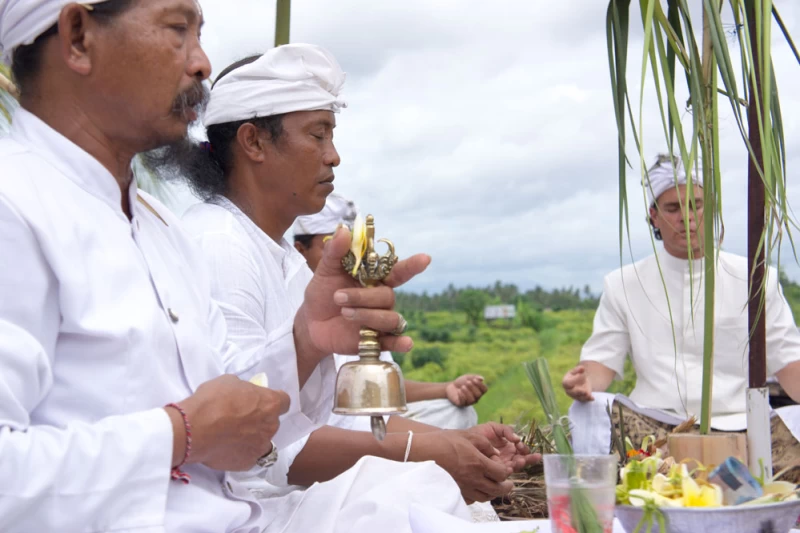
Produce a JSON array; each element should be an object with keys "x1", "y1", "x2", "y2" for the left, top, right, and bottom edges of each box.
[{"x1": 171, "y1": 82, "x2": 210, "y2": 119}]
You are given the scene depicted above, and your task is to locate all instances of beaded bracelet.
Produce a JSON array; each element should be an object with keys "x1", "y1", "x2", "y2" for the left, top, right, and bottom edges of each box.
[{"x1": 166, "y1": 403, "x2": 192, "y2": 484}]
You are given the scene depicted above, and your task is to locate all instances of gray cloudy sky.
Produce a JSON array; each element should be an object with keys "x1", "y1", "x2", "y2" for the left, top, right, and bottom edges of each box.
[{"x1": 167, "y1": 0, "x2": 800, "y2": 295}]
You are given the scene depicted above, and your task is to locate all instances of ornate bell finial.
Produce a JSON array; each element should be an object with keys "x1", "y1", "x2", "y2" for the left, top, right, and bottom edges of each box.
[{"x1": 333, "y1": 214, "x2": 407, "y2": 440}]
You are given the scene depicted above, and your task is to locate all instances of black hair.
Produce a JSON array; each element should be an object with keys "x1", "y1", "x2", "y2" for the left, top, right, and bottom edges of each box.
[
  {"x1": 11, "y1": 0, "x2": 136, "y2": 95},
  {"x1": 294, "y1": 234, "x2": 315, "y2": 248},
  {"x1": 142, "y1": 54, "x2": 286, "y2": 200}
]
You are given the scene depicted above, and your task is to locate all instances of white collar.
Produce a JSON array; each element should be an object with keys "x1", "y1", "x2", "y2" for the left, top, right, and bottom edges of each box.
[
  {"x1": 10, "y1": 108, "x2": 137, "y2": 218},
  {"x1": 657, "y1": 247, "x2": 704, "y2": 273},
  {"x1": 210, "y1": 196, "x2": 307, "y2": 281}
]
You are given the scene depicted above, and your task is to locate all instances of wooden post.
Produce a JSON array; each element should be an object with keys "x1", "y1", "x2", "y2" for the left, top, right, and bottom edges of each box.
[{"x1": 745, "y1": 0, "x2": 772, "y2": 480}]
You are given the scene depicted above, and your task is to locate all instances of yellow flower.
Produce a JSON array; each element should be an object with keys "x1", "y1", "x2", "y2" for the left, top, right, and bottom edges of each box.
[
  {"x1": 350, "y1": 215, "x2": 367, "y2": 275},
  {"x1": 681, "y1": 476, "x2": 722, "y2": 507},
  {"x1": 249, "y1": 372, "x2": 269, "y2": 388}
]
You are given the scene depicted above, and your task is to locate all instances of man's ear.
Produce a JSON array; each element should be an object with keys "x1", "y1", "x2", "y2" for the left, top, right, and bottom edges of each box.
[
  {"x1": 293, "y1": 241, "x2": 306, "y2": 254},
  {"x1": 648, "y1": 205, "x2": 660, "y2": 230},
  {"x1": 57, "y1": 4, "x2": 98, "y2": 76},
  {"x1": 236, "y1": 123, "x2": 267, "y2": 163}
]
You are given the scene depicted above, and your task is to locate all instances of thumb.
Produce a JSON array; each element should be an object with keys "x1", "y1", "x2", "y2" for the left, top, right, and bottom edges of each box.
[
  {"x1": 315, "y1": 227, "x2": 351, "y2": 278},
  {"x1": 469, "y1": 434, "x2": 500, "y2": 459}
]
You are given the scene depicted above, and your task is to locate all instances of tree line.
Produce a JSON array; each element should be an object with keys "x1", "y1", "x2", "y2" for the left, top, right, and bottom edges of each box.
[{"x1": 395, "y1": 281, "x2": 600, "y2": 315}]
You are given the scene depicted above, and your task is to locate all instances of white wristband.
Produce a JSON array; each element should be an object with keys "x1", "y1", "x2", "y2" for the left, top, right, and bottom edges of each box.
[{"x1": 403, "y1": 430, "x2": 414, "y2": 462}]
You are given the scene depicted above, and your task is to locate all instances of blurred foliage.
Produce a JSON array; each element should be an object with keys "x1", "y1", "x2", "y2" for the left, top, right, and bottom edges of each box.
[
  {"x1": 399, "y1": 274, "x2": 800, "y2": 426},
  {"x1": 397, "y1": 281, "x2": 600, "y2": 315},
  {"x1": 457, "y1": 289, "x2": 489, "y2": 327},
  {"x1": 410, "y1": 346, "x2": 447, "y2": 369}
]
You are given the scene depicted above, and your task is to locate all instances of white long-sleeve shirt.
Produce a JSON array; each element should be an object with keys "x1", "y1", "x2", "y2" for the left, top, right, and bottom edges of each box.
[
  {"x1": 183, "y1": 200, "x2": 346, "y2": 489},
  {"x1": 181, "y1": 202, "x2": 473, "y2": 532},
  {"x1": 0, "y1": 109, "x2": 330, "y2": 532},
  {"x1": 581, "y1": 250, "x2": 800, "y2": 418}
]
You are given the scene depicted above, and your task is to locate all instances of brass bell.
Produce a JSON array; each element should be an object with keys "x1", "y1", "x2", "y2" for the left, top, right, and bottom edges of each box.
[
  {"x1": 333, "y1": 328, "x2": 408, "y2": 439},
  {"x1": 334, "y1": 214, "x2": 408, "y2": 440}
]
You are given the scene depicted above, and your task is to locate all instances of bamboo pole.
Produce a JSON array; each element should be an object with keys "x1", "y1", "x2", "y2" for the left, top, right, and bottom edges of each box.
[
  {"x1": 745, "y1": 0, "x2": 772, "y2": 480},
  {"x1": 274, "y1": 0, "x2": 291, "y2": 47},
  {"x1": 699, "y1": 1, "x2": 717, "y2": 436}
]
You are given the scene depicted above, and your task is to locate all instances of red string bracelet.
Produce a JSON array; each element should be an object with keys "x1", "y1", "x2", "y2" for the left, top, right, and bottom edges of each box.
[{"x1": 165, "y1": 402, "x2": 192, "y2": 484}]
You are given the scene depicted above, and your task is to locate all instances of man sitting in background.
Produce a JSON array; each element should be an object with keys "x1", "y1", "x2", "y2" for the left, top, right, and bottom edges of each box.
[
  {"x1": 293, "y1": 193, "x2": 486, "y2": 430},
  {"x1": 561, "y1": 154, "x2": 800, "y2": 479}
]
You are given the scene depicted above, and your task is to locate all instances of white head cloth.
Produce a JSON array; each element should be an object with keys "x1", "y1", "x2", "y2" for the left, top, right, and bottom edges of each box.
[
  {"x1": 293, "y1": 193, "x2": 358, "y2": 236},
  {"x1": 646, "y1": 154, "x2": 702, "y2": 206},
  {"x1": 204, "y1": 43, "x2": 347, "y2": 127},
  {"x1": 0, "y1": 0, "x2": 106, "y2": 65}
]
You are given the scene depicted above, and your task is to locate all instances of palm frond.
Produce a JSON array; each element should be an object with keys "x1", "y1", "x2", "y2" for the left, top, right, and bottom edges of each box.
[{"x1": 606, "y1": 0, "x2": 798, "y2": 434}]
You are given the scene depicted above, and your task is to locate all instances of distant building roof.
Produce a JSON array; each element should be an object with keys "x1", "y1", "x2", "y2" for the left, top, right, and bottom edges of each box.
[{"x1": 484, "y1": 304, "x2": 516, "y2": 320}]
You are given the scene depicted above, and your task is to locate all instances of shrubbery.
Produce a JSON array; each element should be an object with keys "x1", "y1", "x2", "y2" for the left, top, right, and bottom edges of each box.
[
  {"x1": 410, "y1": 346, "x2": 447, "y2": 369},
  {"x1": 418, "y1": 327, "x2": 452, "y2": 343}
]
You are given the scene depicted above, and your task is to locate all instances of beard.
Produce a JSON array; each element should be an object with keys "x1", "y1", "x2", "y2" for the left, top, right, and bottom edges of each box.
[
  {"x1": 138, "y1": 82, "x2": 211, "y2": 179},
  {"x1": 171, "y1": 81, "x2": 210, "y2": 122}
]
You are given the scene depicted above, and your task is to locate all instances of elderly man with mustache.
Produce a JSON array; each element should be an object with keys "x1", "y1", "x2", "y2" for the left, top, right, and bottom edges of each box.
[{"x1": 0, "y1": 1, "x2": 479, "y2": 532}]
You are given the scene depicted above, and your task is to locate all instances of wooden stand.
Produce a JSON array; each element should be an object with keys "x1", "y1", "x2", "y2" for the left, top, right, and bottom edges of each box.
[{"x1": 668, "y1": 433, "x2": 748, "y2": 470}]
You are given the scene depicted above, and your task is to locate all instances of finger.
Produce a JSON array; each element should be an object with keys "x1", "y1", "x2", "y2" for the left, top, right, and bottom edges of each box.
[
  {"x1": 447, "y1": 386, "x2": 464, "y2": 407},
  {"x1": 476, "y1": 475, "x2": 514, "y2": 499},
  {"x1": 525, "y1": 453, "x2": 542, "y2": 467},
  {"x1": 497, "y1": 424, "x2": 521, "y2": 443},
  {"x1": 468, "y1": 434, "x2": 501, "y2": 459},
  {"x1": 484, "y1": 422, "x2": 519, "y2": 443},
  {"x1": 314, "y1": 227, "x2": 352, "y2": 278},
  {"x1": 382, "y1": 254, "x2": 432, "y2": 288},
  {"x1": 341, "y1": 308, "x2": 406, "y2": 333},
  {"x1": 471, "y1": 379, "x2": 488, "y2": 395},
  {"x1": 334, "y1": 285, "x2": 395, "y2": 309},
  {"x1": 481, "y1": 454, "x2": 513, "y2": 483},
  {"x1": 454, "y1": 391, "x2": 466, "y2": 407},
  {"x1": 509, "y1": 456, "x2": 526, "y2": 472},
  {"x1": 562, "y1": 370, "x2": 582, "y2": 388},
  {"x1": 378, "y1": 335, "x2": 414, "y2": 353},
  {"x1": 272, "y1": 390, "x2": 291, "y2": 415},
  {"x1": 459, "y1": 387, "x2": 477, "y2": 405},
  {"x1": 464, "y1": 383, "x2": 484, "y2": 401}
]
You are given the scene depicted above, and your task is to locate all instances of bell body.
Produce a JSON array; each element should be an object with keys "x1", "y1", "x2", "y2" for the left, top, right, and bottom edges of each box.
[{"x1": 333, "y1": 358, "x2": 408, "y2": 416}]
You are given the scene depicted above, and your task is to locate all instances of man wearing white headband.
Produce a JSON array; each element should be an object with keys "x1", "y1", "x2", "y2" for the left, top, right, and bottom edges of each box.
[
  {"x1": 294, "y1": 193, "x2": 487, "y2": 430},
  {"x1": 165, "y1": 47, "x2": 538, "y2": 519},
  {"x1": 561, "y1": 154, "x2": 800, "y2": 476},
  {"x1": 0, "y1": 3, "x2": 432, "y2": 532}
]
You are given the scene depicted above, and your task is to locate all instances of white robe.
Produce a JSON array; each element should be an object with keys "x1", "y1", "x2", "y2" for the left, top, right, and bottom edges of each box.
[
  {"x1": 0, "y1": 109, "x2": 339, "y2": 533},
  {"x1": 181, "y1": 200, "x2": 473, "y2": 528},
  {"x1": 570, "y1": 250, "x2": 800, "y2": 453}
]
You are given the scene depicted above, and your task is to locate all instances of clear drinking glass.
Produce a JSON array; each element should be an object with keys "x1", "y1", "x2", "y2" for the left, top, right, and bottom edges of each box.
[{"x1": 544, "y1": 454, "x2": 618, "y2": 533}]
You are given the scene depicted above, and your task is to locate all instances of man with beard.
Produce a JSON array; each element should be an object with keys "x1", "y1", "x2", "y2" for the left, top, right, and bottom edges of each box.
[
  {"x1": 160, "y1": 45, "x2": 536, "y2": 511},
  {"x1": 0, "y1": 1, "x2": 457, "y2": 532}
]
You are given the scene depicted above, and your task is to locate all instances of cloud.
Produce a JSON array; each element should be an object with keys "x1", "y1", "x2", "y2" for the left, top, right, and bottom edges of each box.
[{"x1": 167, "y1": 0, "x2": 800, "y2": 294}]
